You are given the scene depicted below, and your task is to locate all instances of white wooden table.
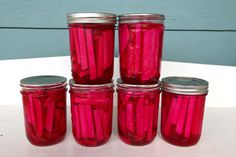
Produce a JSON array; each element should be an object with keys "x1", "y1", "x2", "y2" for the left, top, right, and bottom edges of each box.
[
  {"x1": 0, "y1": 106, "x2": 235, "y2": 157},
  {"x1": 0, "y1": 57, "x2": 236, "y2": 156}
]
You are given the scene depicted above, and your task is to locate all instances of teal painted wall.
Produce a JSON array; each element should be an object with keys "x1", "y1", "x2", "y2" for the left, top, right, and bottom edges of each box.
[{"x1": 0, "y1": 0, "x2": 236, "y2": 66}]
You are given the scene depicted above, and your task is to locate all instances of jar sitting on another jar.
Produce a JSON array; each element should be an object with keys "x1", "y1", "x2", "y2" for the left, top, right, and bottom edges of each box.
[
  {"x1": 118, "y1": 14, "x2": 165, "y2": 84},
  {"x1": 67, "y1": 13, "x2": 116, "y2": 84}
]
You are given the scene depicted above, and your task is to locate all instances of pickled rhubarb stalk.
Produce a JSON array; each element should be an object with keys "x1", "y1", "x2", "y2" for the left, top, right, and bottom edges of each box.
[
  {"x1": 134, "y1": 25, "x2": 142, "y2": 75},
  {"x1": 96, "y1": 36, "x2": 104, "y2": 77},
  {"x1": 72, "y1": 28, "x2": 81, "y2": 65},
  {"x1": 94, "y1": 110, "x2": 104, "y2": 141},
  {"x1": 119, "y1": 24, "x2": 129, "y2": 60},
  {"x1": 126, "y1": 102, "x2": 135, "y2": 134},
  {"x1": 175, "y1": 98, "x2": 188, "y2": 135},
  {"x1": 136, "y1": 97, "x2": 145, "y2": 136},
  {"x1": 45, "y1": 101, "x2": 55, "y2": 132},
  {"x1": 100, "y1": 110, "x2": 109, "y2": 136},
  {"x1": 126, "y1": 28, "x2": 136, "y2": 78},
  {"x1": 53, "y1": 109, "x2": 62, "y2": 130},
  {"x1": 85, "y1": 105, "x2": 95, "y2": 138},
  {"x1": 192, "y1": 96, "x2": 205, "y2": 135},
  {"x1": 147, "y1": 105, "x2": 154, "y2": 141},
  {"x1": 103, "y1": 31, "x2": 110, "y2": 70},
  {"x1": 34, "y1": 98, "x2": 43, "y2": 137},
  {"x1": 71, "y1": 105, "x2": 81, "y2": 138},
  {"x1": 85, "y1": 29, "x2": 97, "y2": 80},
  {"x1": 28, "y1": 95, "x2": 36, "y2": 126},
  {"x1": 77, "y1": 27, "x2": 88, "y2": 70},
  {"x1": 184, "y1": 97, "x2": 195, "y2": 138},
  {"x1": 142, "y1": 29, "x2": 153, "y2": 81},
  {"x1": 107, "y1": 29, "x2": 114, "y2": 68},
  {"x1": 163, "y1": 97, "x2": 178, "y2": 135},
  {"x1": 78, "y1": 104, "x2": 89, "y2": 138},
  {"x1": 141, "y1": 104, "x2": 149, "y2": 138},
  {"x1": 118, "y1": 110, "x2": 126, "y2": 133}
]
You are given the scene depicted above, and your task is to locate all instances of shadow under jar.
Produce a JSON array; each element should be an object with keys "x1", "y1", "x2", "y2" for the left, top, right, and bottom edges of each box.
[
  {"x1": 69, "y1": 79, "x2": 114, "y2": 146},
  {"x1": 117, "y1": 79, "x2": 161, "y2": 145},
  {"x1": 161, "y1": 76, "x2": 209, "y2": 146},
  {"x1": 67, "y1": 13, "x2": 116, "y2": 84},
  {"x1": 118, "y1": 14, "x2": 165, "y2": 84},
  {"x1": 20, "y1": 75, "x2": 67, "y2": 146}
]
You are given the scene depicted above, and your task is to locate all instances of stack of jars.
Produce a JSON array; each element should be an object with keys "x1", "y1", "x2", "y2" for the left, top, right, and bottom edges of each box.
[
  {"x1": 67, "y1": 13, "x2": 116, "y2": 146},
  {"x1": 68, "y1": 13, "x2": 166, "y2": 146},
  {"x1": 20, "y1": 12, "x2": 209, "y2": 147},
  {"x1": 116, "y1": 14, "x2": 165, "y2": 145}
]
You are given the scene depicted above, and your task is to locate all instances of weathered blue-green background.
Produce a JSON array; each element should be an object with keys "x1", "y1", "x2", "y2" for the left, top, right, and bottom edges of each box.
[{"x1": 0, "y1": 0, "x2": 235, "y2": 66}]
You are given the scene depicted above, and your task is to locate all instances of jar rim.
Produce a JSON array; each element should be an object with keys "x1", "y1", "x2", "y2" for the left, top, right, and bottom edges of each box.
[
  {"x1": 69, "y1": 79, "x2": 114, "y2": 89},
  {"x1": 20, "y1": 75, "x2": 67, "y2": 89},
  {"x1": 118, "y1": 13, "x2": 165, "y2": 23},
  {"x1": 116, "y1": 78, "x2": 161, "y2": 89},
  {"x1": 161, "y1": 76, "x2": 209, "y2": 95},
  {"x1": 67, "y1": 12, "x2": 116, "y2": 24}
]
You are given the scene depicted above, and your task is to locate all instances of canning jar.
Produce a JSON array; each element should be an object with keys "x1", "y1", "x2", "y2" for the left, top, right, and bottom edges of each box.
[
  {"x1": 161, "y1": 77, "x2": 209, "y2": 146},
  {"x1": 118, "y1": 14, "x2": 165, "y2": 84},
  {"x1": 117, "y1": 79, "x2": 161, "y2": 145},
  {"x1": 69, "y1": 79, "x2": 114, "y2": 146},
  {"x1": 67, "y1": 13, "x2": 116, "y2": 84},
  {"x1": 20, "y1": 75, "x2": 67, "y2": 146}
]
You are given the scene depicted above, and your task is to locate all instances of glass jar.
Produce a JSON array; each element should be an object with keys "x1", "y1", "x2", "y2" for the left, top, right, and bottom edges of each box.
[
  {"x1": 118, "y1": 14, "x2": 165, "y2": 84},
  {"x1": 161, "y1": 77, "x2": 209, "y2": 146},
  {"x1": 117, "y1": 79, "x2": 161, "y2": 145},
  {"x1": 67, "y1": 13, "x2": 116, "y2": 84},
  {"x1": 69, "y1": 79, "x2": 114, "y2": 146},
  {"x1": 20, "y1": 75, "x2": 67, "y2": 146}
]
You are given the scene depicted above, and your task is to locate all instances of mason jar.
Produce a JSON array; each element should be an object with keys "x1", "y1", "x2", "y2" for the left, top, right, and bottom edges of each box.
[
  {"x1": 69, "y1": 79, "x2": 114, "y2": 146},
  {"x1": 161, "y1": 76, "x2": 209, "y2": 146},
  {"x1": 20, "y1": 75, "x2": 67, "y2": 146},
  {"x1": 118, "y1": 13, "x2": 165, "y2": 84},
  {"x1": 67, "y1": 13, "x2": 116, "y2": 84},
  {"x1": 117, "y1": 78, "x2": 161, "y2": 145}
]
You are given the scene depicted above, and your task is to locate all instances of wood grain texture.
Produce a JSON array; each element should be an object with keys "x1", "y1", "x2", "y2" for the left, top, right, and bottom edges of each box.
[
  {"x1": 0, "y1": 0, "x2": 235, "y2": 29},
  {"x1": 0, "y1": 29, "x2": 235, "y2": 66}
]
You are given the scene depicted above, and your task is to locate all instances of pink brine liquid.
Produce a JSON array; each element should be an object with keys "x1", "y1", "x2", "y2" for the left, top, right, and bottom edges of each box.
[
  {"x1": 21, "y1": 88, "x2": 67, "y2": 146},
  {"x1": 68, "y1": 24, "x2": 115, "y2": 84},
  {"x1": 70, "y1": 85, "x2": 113, "y2": 146},
  {"x1": 161, "y1": 91, "x2": 206, "y2": 146},
  {"x1": 118, "y1": 88, "x2": 160, "y2": 145},
  {"x1": 119, "y1": 22, "x2": 164, "y2": 84}
]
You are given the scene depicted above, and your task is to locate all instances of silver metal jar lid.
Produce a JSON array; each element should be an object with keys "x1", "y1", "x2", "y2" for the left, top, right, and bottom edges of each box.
[
  {"x1": 20, "y1": 75, "x2": 67, "y2": 89},
  {"x1": 67, "y1": 12, "x2": 116, "y2": 24},
  {"x1": 116, "y1": 78, "x2": 161, "y2": 89},
  {"x1": 161, "y1": 76, "x2": 209, "y2": 95},
  {"x1": 69, "y1": 79, "x2": 114, "y2": 89},
  {"x1": 118, "y1": 13, "x2": 165, "y2": 24}
]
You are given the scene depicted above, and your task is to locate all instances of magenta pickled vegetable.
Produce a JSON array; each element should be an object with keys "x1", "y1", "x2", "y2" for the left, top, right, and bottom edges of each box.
[
  {"x1": 161, "y1": 77, "x2": 209, "y2": 146},
  {"x1": 117, "y1": 79, "x2": 160, "y2": 145},
  {"x1": 67, "y1": 13, "x2": 116, "y2": 84},
  {"x1": 118, "y1": 14, "x2": 165, "y2": 84},
  {"x1": 20, "y1": 75, "x2": 67, "y2": 146},
  {"x1": 69, "y1": 79, "x2": 114, "y2": 146}
]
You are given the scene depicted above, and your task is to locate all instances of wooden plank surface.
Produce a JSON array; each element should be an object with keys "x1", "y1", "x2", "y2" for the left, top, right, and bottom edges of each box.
[
  {"x1": 0, "y1": 29, "x2": 235, "y2": 66},
  {"x1": 0, "y1": 0, "x2": 235, "y2": 30}
]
